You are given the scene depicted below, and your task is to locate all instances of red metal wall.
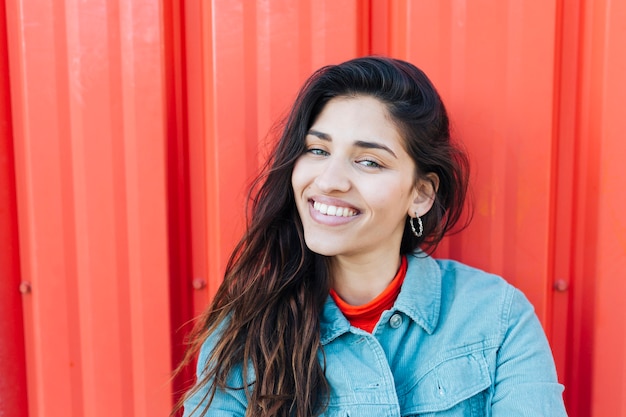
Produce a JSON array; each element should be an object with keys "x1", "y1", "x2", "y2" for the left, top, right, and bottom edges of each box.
[
  {"x1": 0, "y1": 0, "x2": 28, "y2": 414},
  {"x1": 3, "y1": 0, "x2": 173, "y2": 415},
  {"x1": 1, "y1": 1, "x2": 624, "y2": 416},
  {"x1": 569, "y1": 0, "x2": 626, "y2": 414}
]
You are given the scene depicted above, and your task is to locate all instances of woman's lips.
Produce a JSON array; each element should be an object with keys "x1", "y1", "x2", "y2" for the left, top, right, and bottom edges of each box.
[
  {"x1": 306, "y1": 199, "x2": 360, "y2": 226},
  {"x1": 312, "y1": 200, "x2": 358, "y2": 217}
]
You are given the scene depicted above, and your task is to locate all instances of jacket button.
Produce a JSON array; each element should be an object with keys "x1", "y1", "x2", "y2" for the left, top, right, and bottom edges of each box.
[{"x1": 389, "y1": 313, "x2": 403, "y2": 329}]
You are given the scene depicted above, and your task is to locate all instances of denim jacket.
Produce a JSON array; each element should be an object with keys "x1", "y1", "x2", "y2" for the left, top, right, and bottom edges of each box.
[{"x1": 184, "y1": 253, "x2": 568, "y2": 416}]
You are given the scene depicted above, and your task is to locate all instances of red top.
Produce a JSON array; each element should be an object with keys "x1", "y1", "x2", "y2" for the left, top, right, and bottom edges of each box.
[{"x1": 329, "y1": 256, "x2": 408, "y2": 333}]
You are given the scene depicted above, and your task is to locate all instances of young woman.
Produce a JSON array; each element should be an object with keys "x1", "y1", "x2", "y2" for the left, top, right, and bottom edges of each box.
[{"x1": 179, "y1": 56, "x2": 567, "y2": 417}]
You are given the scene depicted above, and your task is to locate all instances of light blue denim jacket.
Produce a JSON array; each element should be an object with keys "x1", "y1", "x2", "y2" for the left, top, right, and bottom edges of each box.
[{"x1": 184, "y1": 253, "x2": 568, "y2": 416}]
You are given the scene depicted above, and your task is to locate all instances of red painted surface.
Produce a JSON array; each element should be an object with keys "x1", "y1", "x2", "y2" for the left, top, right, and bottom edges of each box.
[
  {"x1": 162, "y1": 0, "x2": 197, "y2": 403},
  {"x1": 4, "y1": 0, "x2": 173, "y2": 415},
  {"x1": 0, "y1": 1, "x2": 29, "y2": 415},
  {"x1": 2, "y1": 1, "x2": 625, "y2": 416},
  {"x1": 570, "y1": 0, "x2": 626, "y2": 415}
]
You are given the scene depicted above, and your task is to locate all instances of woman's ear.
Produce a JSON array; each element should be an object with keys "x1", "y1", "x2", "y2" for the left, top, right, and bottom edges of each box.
[{"x1": 409, "y1": 173, "x2": 439, "y2": 217}]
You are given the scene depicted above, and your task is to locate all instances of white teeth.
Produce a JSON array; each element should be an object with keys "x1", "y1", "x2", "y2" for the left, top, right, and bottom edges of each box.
[{"x1": 313, "y1": 201, "x2": 356, "y2": 217}]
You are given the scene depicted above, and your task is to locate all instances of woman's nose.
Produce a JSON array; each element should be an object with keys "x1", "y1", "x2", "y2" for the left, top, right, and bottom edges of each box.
[{"x1": 313, "y1": 157, "x2": 351, "y2": 193}]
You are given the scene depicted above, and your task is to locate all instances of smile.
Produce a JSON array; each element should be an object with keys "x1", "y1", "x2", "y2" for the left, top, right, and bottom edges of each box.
[{"x1": 313, "y1": 201, "x2": 358, "y2": 217}]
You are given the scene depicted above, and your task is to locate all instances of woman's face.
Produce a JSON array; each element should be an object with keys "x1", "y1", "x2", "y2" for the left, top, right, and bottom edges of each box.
[{"x1": 291, "y1": 96, "x2": 434, "y2": 264}]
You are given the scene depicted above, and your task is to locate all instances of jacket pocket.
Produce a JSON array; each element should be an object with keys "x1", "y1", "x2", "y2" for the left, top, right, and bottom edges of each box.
[{"x1": 399, "y1": 352, "x2": 491, "y2": 416}]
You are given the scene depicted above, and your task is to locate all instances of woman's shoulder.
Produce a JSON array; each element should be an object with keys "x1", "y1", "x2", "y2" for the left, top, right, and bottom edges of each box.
[
  {"x1": 406, "y1": 252, "x2": 517, "y2": 298},
  {"x1": 428, "y1": 256, "x2": 523, "y2": 298},
  {"x1": 430, "y1": 257, "x2": 538, "y2": 336},
  {"x1": 401, "y1": 253, "x2": 530, "y2": 336}
]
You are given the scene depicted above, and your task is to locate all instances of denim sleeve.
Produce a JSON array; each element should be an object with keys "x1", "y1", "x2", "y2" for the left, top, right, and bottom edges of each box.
[
  {"x1": 492, "y1": 287, "x2": 568, "y2": 416},
  {"x1": 183, "y1": 332, "x2": 248, "y2": 417}
]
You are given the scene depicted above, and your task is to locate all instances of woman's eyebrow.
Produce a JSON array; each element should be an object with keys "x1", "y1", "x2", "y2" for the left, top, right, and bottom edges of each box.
[
  {"x1": 307, "y1": 129, "x2": 398, "y2": 158},
  {"x1": 354, "y1": 140, "x2": 397, "y2": 158},
  {"x1": 307, "y1": 129, "x2": 331, "y2": 140}
]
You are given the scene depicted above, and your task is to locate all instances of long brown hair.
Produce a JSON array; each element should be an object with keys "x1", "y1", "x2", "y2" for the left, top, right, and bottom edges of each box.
[{"x1": 176, "y1": 56, "x2": 469, "y2": 417}]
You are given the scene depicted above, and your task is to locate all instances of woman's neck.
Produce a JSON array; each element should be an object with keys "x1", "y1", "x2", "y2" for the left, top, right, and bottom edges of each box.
[{"x1": 330, "y1": 252, "x2": 403, "y2": 306}]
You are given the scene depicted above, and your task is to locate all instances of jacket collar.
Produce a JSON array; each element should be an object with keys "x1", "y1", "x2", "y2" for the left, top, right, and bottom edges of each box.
[{"x1": 320, "y1": 251, "x2": 442, "y2": 345}]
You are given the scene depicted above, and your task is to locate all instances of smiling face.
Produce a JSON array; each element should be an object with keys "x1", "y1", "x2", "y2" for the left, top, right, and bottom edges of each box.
[{"x1": 291, "y1": 95, "x2": 434, "y2": 264}]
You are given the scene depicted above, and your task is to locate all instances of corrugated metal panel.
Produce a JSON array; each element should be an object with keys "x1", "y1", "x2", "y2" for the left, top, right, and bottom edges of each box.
[
  {"x1": 2, "y1": 1, "x2": 625, "y2": 416},
  {"x1": 550, "y1": 0, "x2": 580, "y2": 404},
  {"x1": 4, "y1": 0, "x2": 173, "y2": 415},
  {"x1": 569, "y1": 0, "x2": 626, "y2": 415},
  {"x1": 0, "y1": 0, "x2": 29, "y2": 414}
]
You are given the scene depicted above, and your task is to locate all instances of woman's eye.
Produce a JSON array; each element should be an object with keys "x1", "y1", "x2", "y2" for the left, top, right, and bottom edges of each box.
[
  {"x1": 307, "y1": 148, "x2": 329, "y2": 156},
  {"x1": 358, "y1": 159, "x2": 382, "y2": 168}
]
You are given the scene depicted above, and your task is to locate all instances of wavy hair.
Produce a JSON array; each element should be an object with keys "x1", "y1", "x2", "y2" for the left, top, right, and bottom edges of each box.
[{"x1": 175, "y1": 56, "x2": 469, "y2": 417}]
